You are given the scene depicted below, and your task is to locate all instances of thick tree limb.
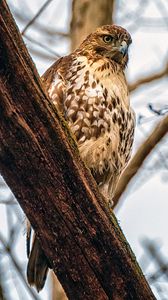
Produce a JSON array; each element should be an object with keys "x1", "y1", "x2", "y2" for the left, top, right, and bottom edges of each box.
[
  {"x1": 0, "y1": 1, "x2": 156, "y2": 299},
  {"x1": 70, "y1": 0, "x2": 115, "y2": 50},
  {"x1": 113, "y1": 115, "x2": 168, "y2": 207}
]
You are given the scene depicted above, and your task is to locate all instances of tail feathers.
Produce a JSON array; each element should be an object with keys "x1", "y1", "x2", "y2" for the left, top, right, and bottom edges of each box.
[{"x1": 27, "y1": 236, "x2": 49, "y2": 292}]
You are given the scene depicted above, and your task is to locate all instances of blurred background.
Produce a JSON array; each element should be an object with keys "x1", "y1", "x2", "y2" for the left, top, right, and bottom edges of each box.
[{"x1": 0, "y1": 0, "x2": 168, "y2": 299}]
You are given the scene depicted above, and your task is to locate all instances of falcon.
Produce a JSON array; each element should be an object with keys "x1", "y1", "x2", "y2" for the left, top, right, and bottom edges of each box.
[{"x1": 27, "y1": 24, "x2": 135, "y2": 291}]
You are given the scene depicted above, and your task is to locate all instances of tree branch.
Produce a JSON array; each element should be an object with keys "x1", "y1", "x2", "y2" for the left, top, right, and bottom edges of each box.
[
  {"x1": 0, "y1": 273, "x2": 7, "y2": 300},
  {"x1": 113, "y1": 115, "x2": 168, "y2": 207},
  {"x1": 14, "y1": 9, "x2": 69, "y2": 38},
  {"x1": 129, "y1": 62, "x2": 168, "y2": 92},
  {"x1": 0, "y1": 1, "x2": 156, "y2": 299},
  {"x1": 22, "y1": 0, "x2": 54, "y2": 35},
  {"x1": 0, "y1": 233, "x2": 41, "y2": 300},
  {"x1": 24, "y1": 34, "x2": 60, "y2": 58}
]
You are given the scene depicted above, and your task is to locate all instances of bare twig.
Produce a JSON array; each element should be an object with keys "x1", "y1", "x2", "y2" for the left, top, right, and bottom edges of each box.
[
  {"x1": 24, "y1": 34, "x2": 60, "y2": 58},
  {"x1": 113, "y1": 114, "x2": 168, "y2": 207},
  {"x1": 129, "y1": 62, "x2": 168, "y2": 92},
  {"x1": 148, "y1": 103, "x2": 168, "y2": 116},
  {"x1": 0, "y1": 268, "x2": 7, "y2": 300},
  {"x1": 142, "y1": 239, "x2": 168, "y2": 299},
  {"x1": 22, "y1": 0, "x2": 54, "y2": 35},
  {"x1": 0, "y1": 199, "x2": 18, "y2": 205},
  {"x1": 28, "y1": 47, "x2": 56, "y2": 61},
  {"x1": 0, "y1": 233, "x2": 41, "y2": 300},
  {"x1": 13, "y1": 9, "x2": 69, "y2": 38},
  {"x1": 142, "y1": 239, "x2": 168, "y2": 280}
]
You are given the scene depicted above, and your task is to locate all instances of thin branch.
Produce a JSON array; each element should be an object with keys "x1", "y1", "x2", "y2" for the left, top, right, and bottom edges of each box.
[
  {"x1": 0, "y1": 197, "x2": 17, "y2": 205},
  {"x1": 142, "y1": 239, "x2": 168, "y2": 280},
  {"x1": 24, "y1": 34, "x2": 60, "y2": 58},
  {"x1": 0, "y1": 233, "x2": 41, "y2": 300},
  {"x1": 148, "y1": 103, "x2": 168, "y2": 116},
  {"x1": 129, "y1": 62, "x2": 168, "y2": 92},
  {"x1": 22, "y1": 0, "x2": 54, "y2": 35},
  {"x1": 0, "y1": 200, "x2": 16, "y2": 204},
  {"x1": 13, "y1": 9, "x2": 69, "y2": 38},
  {"x1": 28, "y1": 47, "x2": 56, "y2": 61},
  {"x1": 0, "y1": 268, "x2": 7, "y2": 300},
  {"x1": 113, "y1": 114, "x2": 168, "y2": 207}
]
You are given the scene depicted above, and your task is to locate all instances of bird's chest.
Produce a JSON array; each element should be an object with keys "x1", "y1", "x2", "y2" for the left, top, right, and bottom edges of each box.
[
  {"x1": 64, "y1": 60, "x2": 132, "y2": 146},
  {"x1": 63, "y1": 58, "x2": 135, "y2": 175}
]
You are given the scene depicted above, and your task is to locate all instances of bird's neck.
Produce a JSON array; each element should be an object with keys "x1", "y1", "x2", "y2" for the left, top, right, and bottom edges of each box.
[{"x1": 72, "y1": 53, "x2": 124, "y2": 77}]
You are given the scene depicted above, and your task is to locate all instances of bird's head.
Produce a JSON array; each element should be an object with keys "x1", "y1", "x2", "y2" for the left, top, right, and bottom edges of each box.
[{"x1": 77, "y1": 25, "x2": 132, "y2": 68}]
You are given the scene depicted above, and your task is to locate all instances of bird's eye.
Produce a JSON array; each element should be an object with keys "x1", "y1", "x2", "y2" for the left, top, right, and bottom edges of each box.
[{"x1": 103, "y1": 35, "x2": 113, "y2": 43}]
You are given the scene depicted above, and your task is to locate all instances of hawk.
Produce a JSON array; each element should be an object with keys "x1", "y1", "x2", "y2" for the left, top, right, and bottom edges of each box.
[{"x1": 27, "y1": 24, "x2": 135, "y2": 291}]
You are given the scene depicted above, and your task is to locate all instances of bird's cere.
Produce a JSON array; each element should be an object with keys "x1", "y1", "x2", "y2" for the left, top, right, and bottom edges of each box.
[{"x1": 119, "y1": 40, "x2": 128, "y2": 56}]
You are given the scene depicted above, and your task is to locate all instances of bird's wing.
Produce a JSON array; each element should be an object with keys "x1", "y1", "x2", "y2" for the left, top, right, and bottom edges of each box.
[{"x1": 41, "y1": 56, "x2": 70, "y2": 114}]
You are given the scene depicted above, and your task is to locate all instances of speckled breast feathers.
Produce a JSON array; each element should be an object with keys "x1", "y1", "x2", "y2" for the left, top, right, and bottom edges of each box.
[{"x1": 42, "y1": 24, "x2": 135, "y2": 202}]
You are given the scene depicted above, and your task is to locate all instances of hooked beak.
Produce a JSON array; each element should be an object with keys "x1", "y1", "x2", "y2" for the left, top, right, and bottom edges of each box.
[{"x1": 119, "y1": 41, "x2": 128, "y2": 56}]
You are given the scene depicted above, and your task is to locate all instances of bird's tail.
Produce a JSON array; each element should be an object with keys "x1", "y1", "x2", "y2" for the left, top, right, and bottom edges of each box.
[{"x1": 27, "y1": 235, "x2": 49, "y2": 292}]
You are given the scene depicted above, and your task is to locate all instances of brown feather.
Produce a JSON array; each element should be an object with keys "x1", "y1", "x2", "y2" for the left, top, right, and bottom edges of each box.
[{"x1": 27, "y1": 235, "x2": 49, "y2": 292}]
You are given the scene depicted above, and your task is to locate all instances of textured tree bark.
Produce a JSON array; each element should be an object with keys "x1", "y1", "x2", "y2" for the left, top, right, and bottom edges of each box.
[
  {"x1": 70, "y1": 0, "x2": 115, "y2": 50},
  {"x1": 0, "y1": 1, "x2": 156, "y2": 300}
]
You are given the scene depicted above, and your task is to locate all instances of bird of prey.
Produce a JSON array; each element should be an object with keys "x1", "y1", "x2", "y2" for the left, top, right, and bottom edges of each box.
[{"x1": 27, "y1": 24, "x2": 135, "y2": 292}]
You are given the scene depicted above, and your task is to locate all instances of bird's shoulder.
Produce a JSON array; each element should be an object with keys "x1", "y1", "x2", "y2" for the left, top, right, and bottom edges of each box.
[
  {"x1": 41, "y1": 55, "x2": 72, "y2": 88},
  {"x1": 41, "y1": 55, "x2": 74, "y2": 112}
]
